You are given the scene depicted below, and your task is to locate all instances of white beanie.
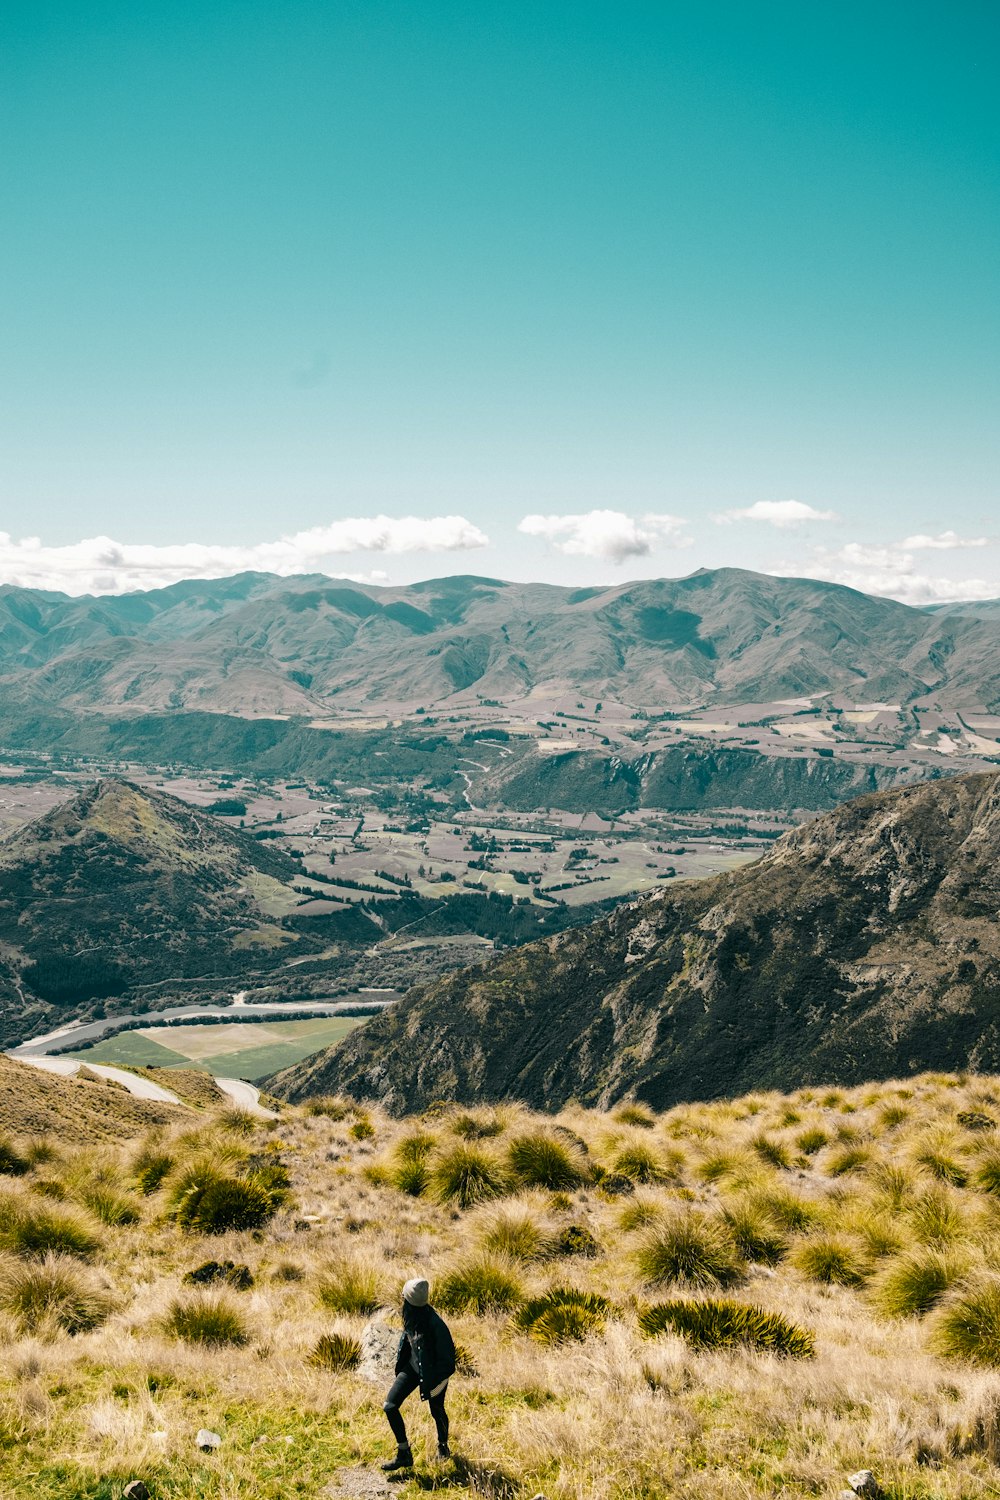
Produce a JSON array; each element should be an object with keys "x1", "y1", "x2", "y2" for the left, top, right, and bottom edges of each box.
[{"x1": 403, "y1": 1277, "x2": 430, "y2": 1307}]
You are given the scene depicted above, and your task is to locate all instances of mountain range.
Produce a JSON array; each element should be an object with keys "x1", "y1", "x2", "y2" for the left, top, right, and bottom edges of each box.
[
  {"x1": 272, "y1": 769, "x2": 1000, "y2": 1110},
  {"x1": 1, "y1": 567, "x2": 999, "y2": 714}
]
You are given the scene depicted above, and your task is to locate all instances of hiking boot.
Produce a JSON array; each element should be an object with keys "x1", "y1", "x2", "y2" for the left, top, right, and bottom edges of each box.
[
  {"x1": 381, "y1": 1446, "x2": 413, "y2": 1472},
  {"x1": 438, "y1": 1442, "x2": 452, "y2": 1459}
]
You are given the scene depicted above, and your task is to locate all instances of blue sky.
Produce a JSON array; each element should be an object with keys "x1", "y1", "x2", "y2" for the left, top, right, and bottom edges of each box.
[{"x1": 1, "y1": 0, "x2": 997, "y2": 602}]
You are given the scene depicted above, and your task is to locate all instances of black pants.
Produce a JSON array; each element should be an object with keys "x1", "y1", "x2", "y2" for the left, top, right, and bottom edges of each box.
[{"x1": 384, "y1": 1369, "x2": 449, "y2": 1448}]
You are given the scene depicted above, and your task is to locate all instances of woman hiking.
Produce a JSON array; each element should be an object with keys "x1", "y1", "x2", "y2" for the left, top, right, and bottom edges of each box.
[{"x1": 382, "y1": 1277, "x2": 456, "y2": 1471}]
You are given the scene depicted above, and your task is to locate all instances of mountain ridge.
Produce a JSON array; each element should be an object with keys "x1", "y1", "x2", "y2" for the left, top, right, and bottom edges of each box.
[
  {"x1": 271, "y1": 768, "x2": 1000, "y2": 1110},
  {"x1": 1, "y1": 566, "x2": 999, "y2": 713}
]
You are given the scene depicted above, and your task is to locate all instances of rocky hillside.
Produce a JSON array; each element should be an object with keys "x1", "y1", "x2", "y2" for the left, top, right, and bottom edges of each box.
[
  {"x1": 0, "y1": 779, "x2": 300, "y2": 1046},
  {"x1": 273, "y1": 770, "x2": 1000, "y2": 1110},
  {"x1": 1, "y1": 566, "x2": 999, "y2": 713}
]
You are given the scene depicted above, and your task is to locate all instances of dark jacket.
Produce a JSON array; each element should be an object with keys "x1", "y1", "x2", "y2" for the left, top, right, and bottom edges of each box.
[{"x1": 395, "y1": 1306, "x2": 456, "y2": 1398}]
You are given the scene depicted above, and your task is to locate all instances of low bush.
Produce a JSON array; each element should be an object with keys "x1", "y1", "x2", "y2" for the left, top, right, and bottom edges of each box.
[
  {"x1": 791, "y1": 1235, "x2": 868, "y2": 1287},
  {"x1": 638, "y1": 1298, "x2": 814, "y2": 1358},
  {"x1": 166, "y1": 1163, "x2": 277, "y2": 1233},
  {"x1": 871, "y1": 1249, "x2": 968, "y2": 1318},
  {"x1": 0, "y1": 1193, "x2": 100, "y2": 1259},
  {"x1": 514, "y1": 1287, "x2": 613, "y2": 1344},
  {"x1": 315, "y1": 1257, "x2": 382, "y2": 1315},
  {"x1": 183, "y1": 1260, "x2": 254, "y2": 1291},
  {"x1": 310, "y1": 1331, "x2": 362, "y2": 1370},
  {"x1": 431, "y1": 1144, "x2": 511, "y2": 1209},
  {"x1": 349, "y1": 1118, "x2": 375, "y2": 1141},
  {"x1": 0, "y1": 1253, "x2": 114, "y2": 1335},
  {"x1": 634, "y1": 1211, "x2": 744, "y2": 1289},
  {"x1": 507, "y1": 1133, "x2": 586, "y2": 1191},
  {"x1": 555, "y1": 1224, "x2": 600, "y2": 1259},
  {"x1": 436, "y1": 1254, "x2": 523, "y2": 1315},
  {"x1": 163, "y1": 1291, "x2": 249, "y2": 1346}
]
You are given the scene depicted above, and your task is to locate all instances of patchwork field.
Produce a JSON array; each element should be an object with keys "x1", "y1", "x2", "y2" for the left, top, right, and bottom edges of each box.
[{"x1": 67, "y1": 1015, "x2": 365, "y2": 1082}]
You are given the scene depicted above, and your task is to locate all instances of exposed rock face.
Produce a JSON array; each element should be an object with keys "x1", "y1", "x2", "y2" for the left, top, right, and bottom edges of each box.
[{"x1": 272, "y1": 772, "x2": 1000, "y2": 1111}]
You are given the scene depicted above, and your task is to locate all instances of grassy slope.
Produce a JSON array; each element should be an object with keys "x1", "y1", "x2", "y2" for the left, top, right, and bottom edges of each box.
[
  {"x1": 5, "y1": 1073, "x2": 1000, "y2": 1495},
  {"x1": 0, "y1": 1055, "x2": 189, "y2": 1140}
]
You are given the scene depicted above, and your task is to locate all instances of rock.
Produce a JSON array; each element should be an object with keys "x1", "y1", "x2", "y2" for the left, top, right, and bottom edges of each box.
[
  {"x1": 196, "y1": 1429, "x2": 222, "y2": 1453},
  {"x1": 848, "y1": 1472, "x2": 884, "y2": 1499},
  {"x1": 358, "y1": 1315, "x2": 399, "y2": 1385},
  {"x1": 123, "y1": 1484, "x2": 151, "y2": 1500}
]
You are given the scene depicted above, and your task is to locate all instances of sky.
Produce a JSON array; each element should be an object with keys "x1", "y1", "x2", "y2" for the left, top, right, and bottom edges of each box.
[{"x1": 1, "y1": 0, "x2": 997, "y2": 604}]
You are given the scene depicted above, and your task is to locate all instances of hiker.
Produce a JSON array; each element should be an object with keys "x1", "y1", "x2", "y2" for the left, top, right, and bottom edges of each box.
[{"x1": 382, "y1": 1276, "x2": 456, "y2": 1470}]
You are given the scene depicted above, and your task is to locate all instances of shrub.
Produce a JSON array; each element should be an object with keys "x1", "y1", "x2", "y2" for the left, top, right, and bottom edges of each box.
[
  {"x1": 612, "y1": 1144, "x2": 670, "y2": 1186},
  {"x1": 183, "y1": 1260, "x2": 254, "y2": 1291},
  {"x1": 933, "y1": 1278, "x2": 1000, "y2": 1366},
  {"x1": 436, "y1": 1254, "x2": 523, "y2": 1315},
  {"x1": 721, "y1": 1200, "x2": 789, "y2": 1267},
  {"x1": 315, "y1": 1257, "x2": 382, "y2": 1315},
  {"x1": 349, "y1": 1118, "x2": 375, "y2": 1141},
  {"x1": 166, "y1": 1164, "x2": 276, "y2": 1233},
  {"x1": 555, "y1": 1224, "x2": 600, "y2": 1259},
  {"x1": 514, "y1": 1288, "x2": 613, "y2": 1344},
  {"x1": 133, "y1": 1148, "x2": 175, "y2": 1196},
  {"x1": 796, "y1": 1128, "x2": 829, "y2": 1156},
  {"x1": 634, "y1": 1212, "x2": 744, "y2": 1289},
  {"x1": 639, "y1": 1298, "x2": 814, "y2": 1358},
  {"x1": 507, "y1": 1133, "x2": 585, "y2": 1191},
  {"x1": 791, "y1": 1236, "x2": 867, "y2": 1287},
  {"x1": 310, "y1": 1331, "x2": 362, "y2": 1370},
  {"x1": 871, "y1": 1249, "x2": 968, "y2": 1319},
  {"x1": 613, "y1": 1104, "x2": 655, "y2": 1129},
  {"x1": 79, "y1": 1185, "x2": 141, "y2": 1228},
  {"x1": 0, "y1": 1136, "x2": 30, "y2": 1178},
  {"x1": 481, "y1": 1207, "x2": 552, "y2": 1263},
  {"x1": 163, "y1": 1291, "x2": 249, "y2": 1346},
  {"x1": 959, "y1": 1110, "x2": 996, "y2": 1133},
  {"x1": 431, "y1": 1144, "x2": 510, "y2": 1209},
  {"x1": 0, "y1": 1194, "x2": 99, "y2": 1259},
  {"x1": 0, "y1": 1253, "x2": 114, "y2": 1335}
]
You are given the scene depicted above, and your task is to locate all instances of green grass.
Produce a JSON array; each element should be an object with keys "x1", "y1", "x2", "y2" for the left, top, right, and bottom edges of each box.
[
  {"x1": 67, "y1": 1017, "x2": 366, "y2": 1081},
  {"x1": 638, "y1": 1298, "x2": 815, "y2": 1358}
]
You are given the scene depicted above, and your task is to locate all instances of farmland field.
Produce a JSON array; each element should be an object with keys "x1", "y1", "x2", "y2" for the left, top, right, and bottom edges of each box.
[{"x1": 66, "y1": 1014, "x2": 365, "y2": 1081}]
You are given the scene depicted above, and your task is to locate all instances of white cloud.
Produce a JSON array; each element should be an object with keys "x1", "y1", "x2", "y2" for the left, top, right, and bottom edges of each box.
[
  {"x1": 775, "y1": 541, "x2": 997, "y2": 606},
  {"x1": 517, "y1": 509, "x2": 690, "y2": 564},
  {"x1": 899, "y1": 529, "x2": 989, "y2": 551},
  {"x1": 716, "y1": 499, "x2": 839, "y2": 527},
  {"x1": 0, "y1": 515, "x2": 490, "y2": 597}
]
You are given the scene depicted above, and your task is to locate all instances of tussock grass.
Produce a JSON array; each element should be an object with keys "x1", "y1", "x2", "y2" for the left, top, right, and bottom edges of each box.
[
  {"x1": 932, "y1": 1277, "x2": 1000, "y2": 1366},
  {"x1": 721, "y1": 1198, "x2": 789, "y2": 1266},
  {"x1": 514, "y1": 1288, "x2": 613, "y2": 1344},
  {"x1": 634, "y1": 1211, "x2": 744, "y2": 1289},
  {"x1": 76, "y1": 1184, "x2": 142, "y2": 1227},
  {"x1": 507, "y1": 1132, "x2": 586, "y2": 1190},
  {"x1": 450, "y1": 1108, "x2": 507, "y2": 1140},
  {"x1": 791, "y1": 1234, "x2": 868, "y2": 1287},
  {"x1": 0, "y1": 1135, "x2": 31, "y2": 1177},
  {"x1": 610, "y1": 1142, "x2": 671, "y2": 1185},
  {"x1": 795, "y1": 1126, "x2": 829, "y2": 1155},
  {"x1": 131, "y1": 1144, "x2": 175, "y2": 1195},
  {"x1": 871, "y1": 1248, "x2": 970, "y2": 1318},
  {"x1": 639, "y1": 1298, "x2": 815, "y2": 1358},
  {"x1": 430, "y1": 1143, "x2": 511, "y2": 1208},
  {"x1": 480, "y1": 1204, "x2": 553, "y2": 1263},
  {"x1": 315, "y1": 1256, "x2": 383, "y2": 1315},
  {"x1": 613, "y1": 1104, "x2": 656, "y2": 1129},
  {"x1": 436, "y1": 1254, "x2": 523, "y2": 1314},
  {"x1": 165, "y1": 1161, "x2": 280, "y2": 1233},
  {"x1": 0, "y1": 1252, "x2": 114, "y2": 1334},
  {"x1": 0, "y1": 1192, "x2": 100, "y2": 1259},
  {"x1": 162, "y1": 1289, "x2": 249, "y2": 1346}
]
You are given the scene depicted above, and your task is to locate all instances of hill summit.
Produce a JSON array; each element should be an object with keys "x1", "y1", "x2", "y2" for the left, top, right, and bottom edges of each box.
[
  {"x1": 0, "y1": 778, "x2": 298, "y2": 1046},
  {"x1": 273, "y1": 769, "x2": 1000, "y2": 1110}
]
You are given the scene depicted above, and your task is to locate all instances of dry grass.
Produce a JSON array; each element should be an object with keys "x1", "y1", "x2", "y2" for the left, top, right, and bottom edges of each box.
[{"x1": 5, "y1": 1073, "x2": 1000, "y2": 1496}]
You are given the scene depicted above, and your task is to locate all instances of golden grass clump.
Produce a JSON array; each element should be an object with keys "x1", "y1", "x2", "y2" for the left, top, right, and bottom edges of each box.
[
  {"x1": 430, "y1": 1142, "x2": 511, "y2": 1208},
  {"x1": 435, "y1": 1253, "x2": 523, "y2": 1314},
  {"x1": 507, "y1": 1131, "x2": 587, "y2": 1190},
  {"x1": 0, "y1": 1252, "x2": 114, "y2": 1335},
  {"x1": 165, "y1": 1160, "x2": 281, "y2": 1233},
  {"x1": 634, "y1": 1210, "x2": 744, "y2": 1289},
  {"x1": 315, "y1": 1255, "x2": 383, "y2": 1315},
  {"x1": 871, "y1": 1248, "x2": 970, "y2": 1318},
  {"x1": 479, "y1": 1203, "x2": 554, "y2": 1263},
  {"x1": 310, "y1": 1330, "x2": 362, "y2": 1370},
  {"x1": 0, "y1": 1192, "x2": 101, "y2": 1260},
  {"x1": 790, "y1": 1234, "x2": 868, "y2": 1287},
  {"x1": 162, "y1": 1289, "x2": 250, "y2": 1346}
]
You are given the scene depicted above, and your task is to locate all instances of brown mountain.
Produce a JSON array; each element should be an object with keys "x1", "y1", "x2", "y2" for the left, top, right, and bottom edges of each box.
[
  {"x1": 271, "y1": 770, "x2": 1000, "y2": 1111},
  {"x1": 1, "y1": 567, "x2": 999, "y2": 713},
  {"x1": 0, "y1": 778, "x2": 299, "y2": 1047}
]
